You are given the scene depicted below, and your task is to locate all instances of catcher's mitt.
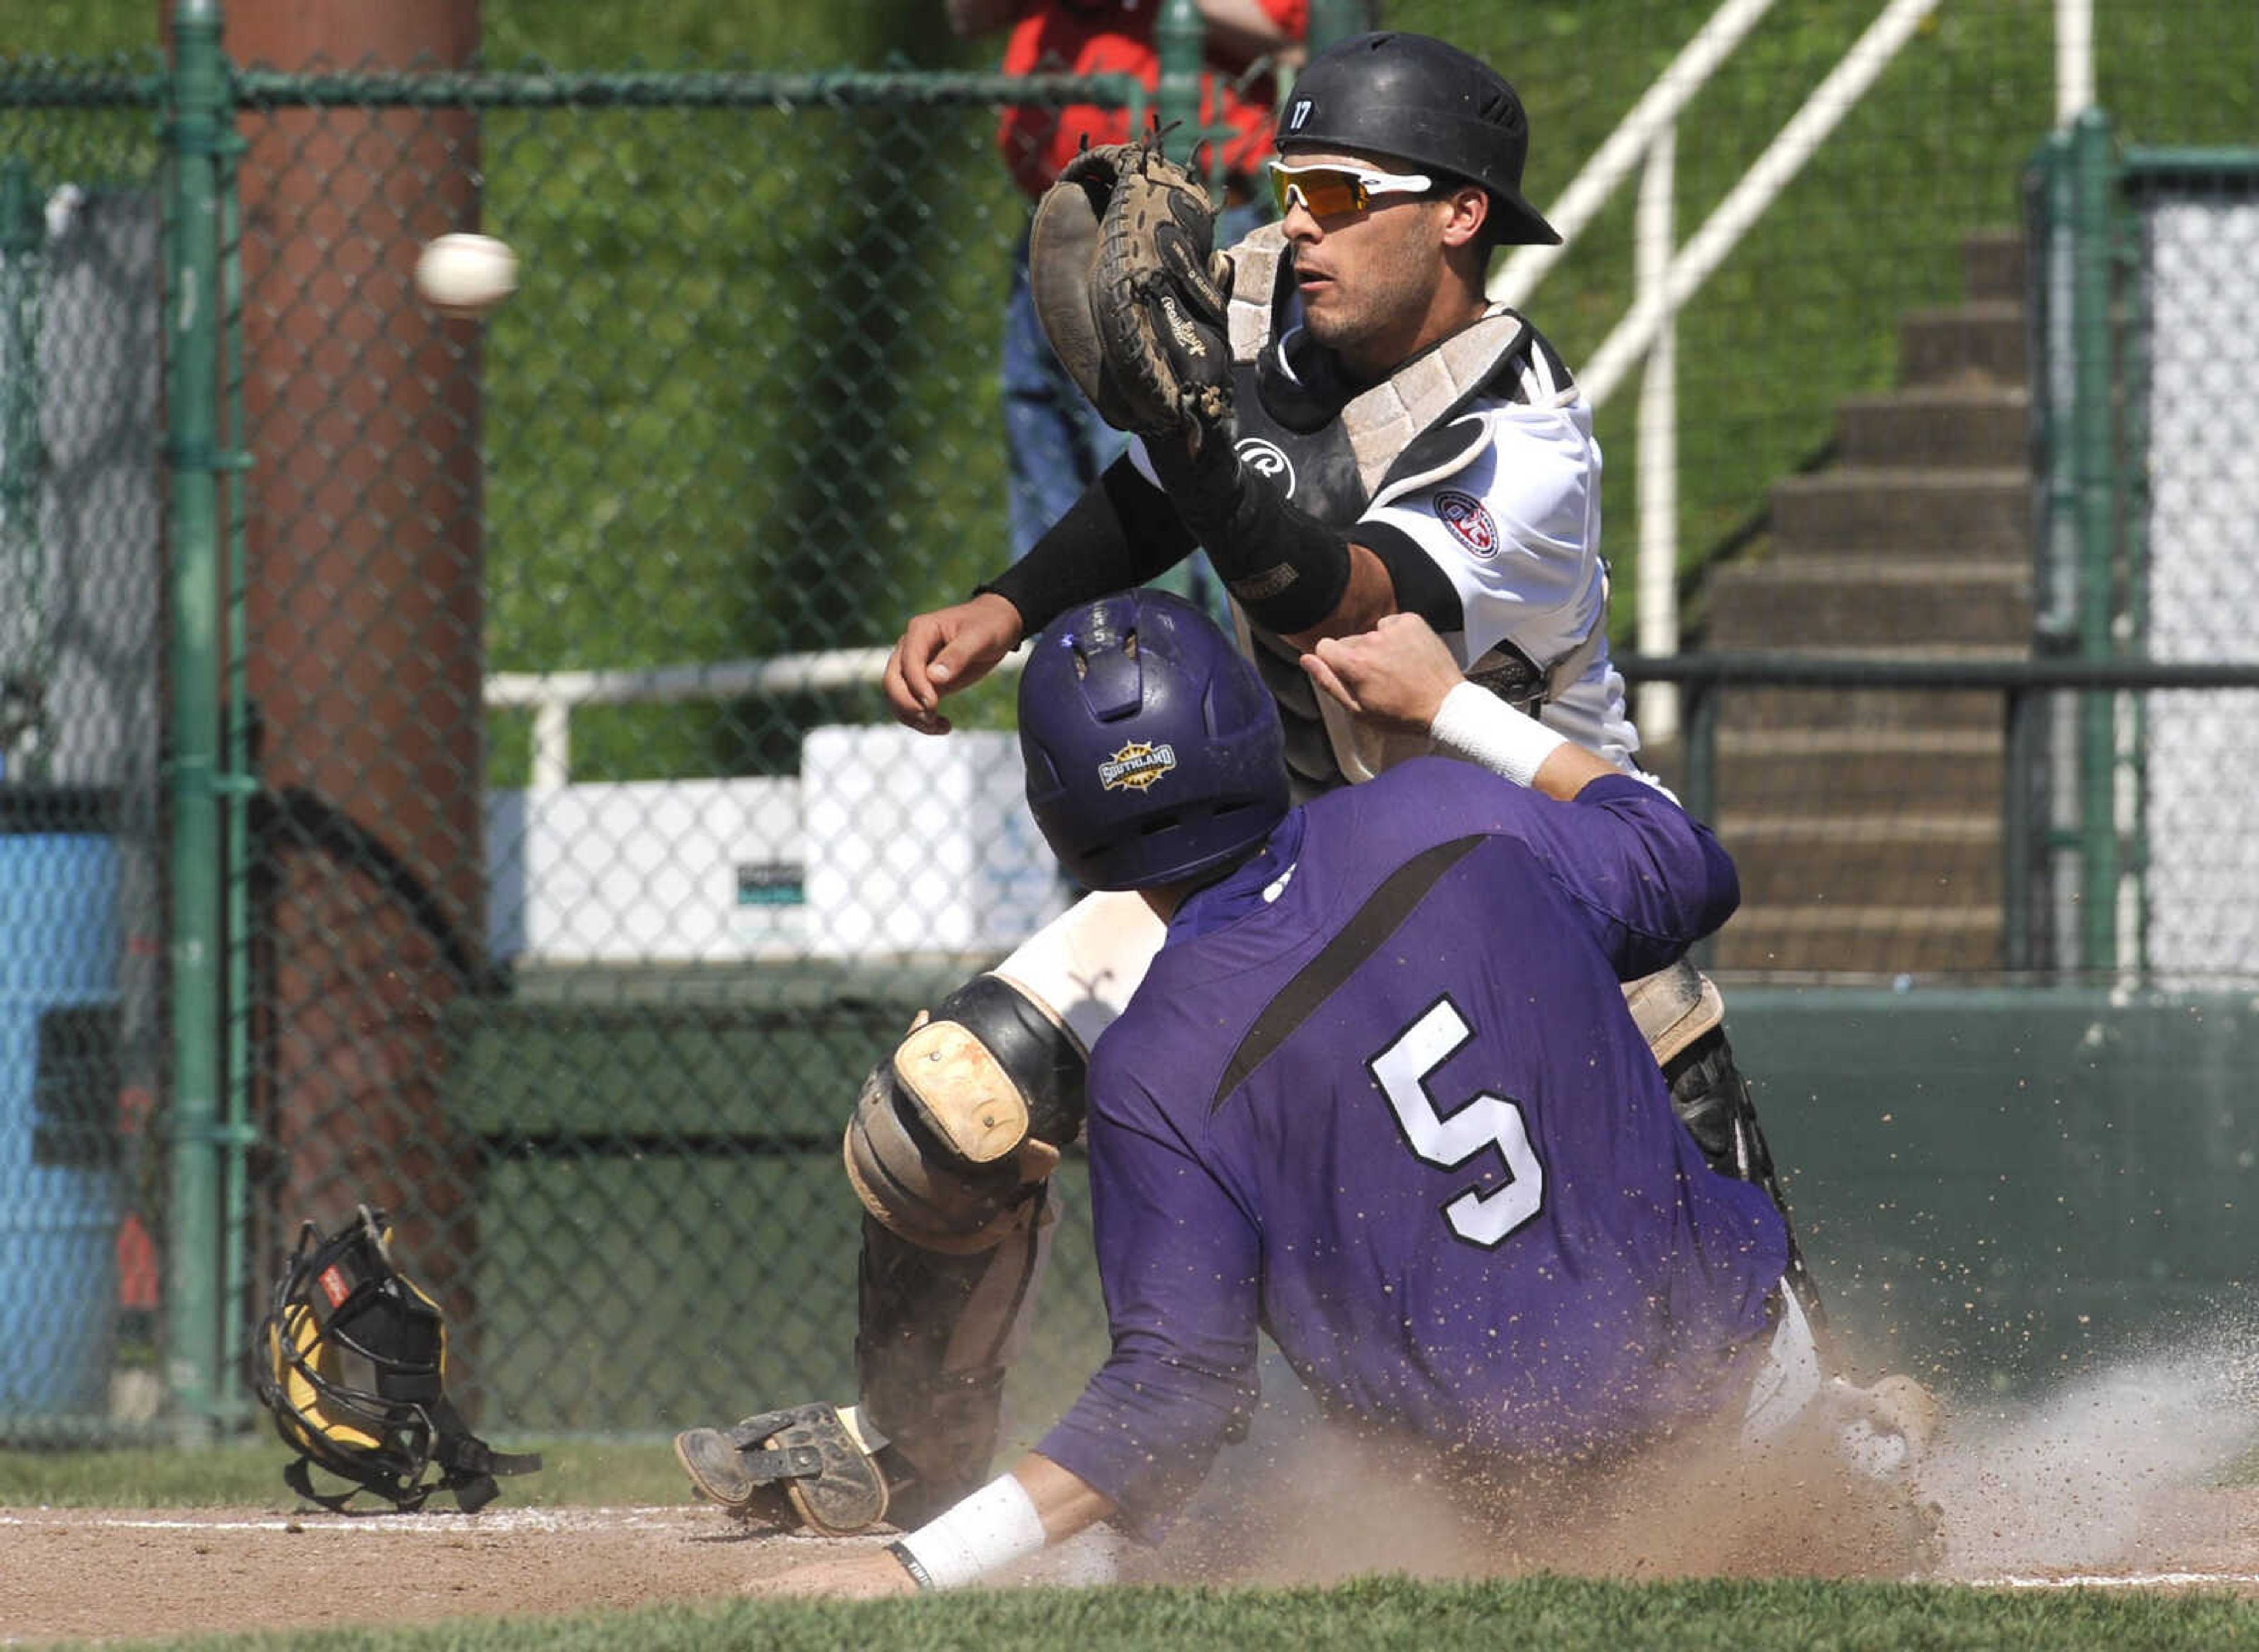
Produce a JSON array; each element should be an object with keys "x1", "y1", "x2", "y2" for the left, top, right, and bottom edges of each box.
[{"x1": 1029, "y1": 138, "x2": 1235, "y2": 448}]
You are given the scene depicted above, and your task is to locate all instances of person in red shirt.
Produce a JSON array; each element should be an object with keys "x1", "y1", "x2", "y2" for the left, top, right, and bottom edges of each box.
[
  {"x1": 984, "y1": 0, "x2": 1309, "y2": 198},
  {"x1": 951, "y1": 0, "x2": 1311, "y2": 566}
]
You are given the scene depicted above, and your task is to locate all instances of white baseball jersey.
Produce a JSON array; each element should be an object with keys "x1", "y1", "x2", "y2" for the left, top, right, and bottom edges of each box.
[{"x1": 1132, "y1": 271, "x2": 1642, "y2": 789}]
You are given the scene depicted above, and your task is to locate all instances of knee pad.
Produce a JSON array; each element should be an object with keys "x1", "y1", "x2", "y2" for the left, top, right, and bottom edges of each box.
[
  {"x1": 1628, "y1": 962, "x2": 1827, "y2": 1326},
  {"x1": 844, "y1": 974, "x2": 1088, "y2": 1252}
]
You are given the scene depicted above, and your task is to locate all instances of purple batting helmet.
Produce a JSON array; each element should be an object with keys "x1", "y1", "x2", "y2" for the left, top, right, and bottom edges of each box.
[{"x1": 1018, "y1": 589, "x2": 1290, "y2": 892}]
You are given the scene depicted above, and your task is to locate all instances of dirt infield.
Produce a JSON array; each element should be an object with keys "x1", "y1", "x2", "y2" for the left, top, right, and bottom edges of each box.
[
  {"x1": 5, "y1": 1484, "x2": 2259, "y2": 1647},
  {"x1": 0, "y1": 1504, "x2": 866, "y2": 1646},
  {"x1": 12, "y1": 1344, "x2": 2259, "y2": 1648}
]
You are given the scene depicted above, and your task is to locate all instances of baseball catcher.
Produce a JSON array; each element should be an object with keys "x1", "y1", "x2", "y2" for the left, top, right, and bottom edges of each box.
[
  {"x1": 252, "y1": 1204, "x2": 540, "y2": 1513},
  {"x1": 677, "y1": 29, "x2": 1837, "y2": 1537}
]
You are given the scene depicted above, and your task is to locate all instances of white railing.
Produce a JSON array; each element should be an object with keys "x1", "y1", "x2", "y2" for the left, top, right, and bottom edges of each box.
[
  {"x1": 2056, "y1": 0, "x2": 2093, "y2": 126},
  {"x1": 1493, "y1": 0, "x2": 1950, "y2": 740},
  {"x1": 487, "y1": 647, "x2": 1029, "y2": 790}
]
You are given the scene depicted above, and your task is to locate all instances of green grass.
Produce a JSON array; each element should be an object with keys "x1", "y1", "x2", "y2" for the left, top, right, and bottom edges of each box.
[
  {"x1": 45, "y1": 1574, "x2": 2259, "y2": 1652},
  {"x1": 0, "y1": 1438, "x2": 697, "y2": 1509}
]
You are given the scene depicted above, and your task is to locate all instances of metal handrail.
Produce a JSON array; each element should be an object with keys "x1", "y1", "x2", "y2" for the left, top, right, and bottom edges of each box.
[
  {"x1": 487, "y1": 646, "x2": 1031, "y2": 792},
  {"x1": 489, "y1": 644, "x2": 2259, "y2": 790},
  {"x1": 226, "y1": 68, "x2": 1147, "y2": 111},
  {"x1": 1614, "y1": 654, "x2": 2259, "y2": 690},
  {"x1": 1489, "y1": 0, "x2": 1945, "y2": 746},
  {"x1": 487, "y1": 644, "x2": 2255, "y2": 978},
  {"x1": 1615, "y1": 651, "x2": 2259, "y2": 974}
]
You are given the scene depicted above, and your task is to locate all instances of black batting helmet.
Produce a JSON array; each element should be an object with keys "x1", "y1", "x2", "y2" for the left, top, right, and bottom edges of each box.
[{"x1": 1277, "y1": 32, "x2": 1561, "y2": 247}]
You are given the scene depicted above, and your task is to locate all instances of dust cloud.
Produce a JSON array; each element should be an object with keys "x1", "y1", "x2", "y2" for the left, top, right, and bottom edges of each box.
[
  {"x1": 1095, "y1": 1324, "x2": 2259, "y2": 1587},
  {"x1": 1914, "y1": 1325, "x2": 2259, "y2": 1579}
]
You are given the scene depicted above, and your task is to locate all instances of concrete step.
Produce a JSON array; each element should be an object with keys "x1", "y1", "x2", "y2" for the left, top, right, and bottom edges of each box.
[
  {"x1": 1711, "y1": 904, "x2": 2004, "y2": 975},
  {"x1": 1838, "y1": 385, "x2": 2031, "y2": 468},
  {"x1": 1677, "y1": 225, "x2": 2030, "y2": 980},
  {"x1": 1900, "y1": 299, "x2": 2027, "y2": 387},
  {"x1": 1961, "y1": 229, "x2": 2028, "y2": 304},
  {"x1": 1711, "y1": 727, "x2": 2004, "y2": 817},
  {"x1": 1718, "y1": 812, "x2": 2002, "y2": 909},
  {"x1": 1705, "y1": 555, "x2": 2032, "y2": 649},
  {"x1": 1770, "y1": 468, "x2": 2031, "y2": 557}
]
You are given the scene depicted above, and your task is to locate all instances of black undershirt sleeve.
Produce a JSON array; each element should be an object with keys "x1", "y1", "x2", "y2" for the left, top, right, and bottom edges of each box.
[
  {"x1": 1353, "y1": 518, "x2": 1465, "y2": 635},
  {"x1": 1143, "y1": 441, "x2": 1352, "y2": 635},
  {"x1": 977, "y1": 455, "x2": 1198, "y2": 633}
]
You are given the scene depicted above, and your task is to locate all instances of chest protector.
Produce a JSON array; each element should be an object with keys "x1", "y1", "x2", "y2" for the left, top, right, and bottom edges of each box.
[{"x1": 1217, "y1": 226, "x2": 1567, "y2": 797}]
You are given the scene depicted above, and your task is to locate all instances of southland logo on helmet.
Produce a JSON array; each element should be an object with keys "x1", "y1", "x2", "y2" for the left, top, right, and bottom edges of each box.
[{"x1": 1099, "y1": 741, "x2": 1177, "y2": 792}]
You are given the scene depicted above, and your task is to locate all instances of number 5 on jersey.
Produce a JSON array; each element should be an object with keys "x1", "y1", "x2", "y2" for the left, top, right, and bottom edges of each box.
[{"x1": 1370, "y1": 997, "x2": 1544, "y2": 1247}]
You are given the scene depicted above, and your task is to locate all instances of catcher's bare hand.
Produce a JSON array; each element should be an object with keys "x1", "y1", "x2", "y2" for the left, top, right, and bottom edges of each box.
[
  {"x1": 884, "y1": 592, "x2": 1025, "y2": 735},
  {"x1": 744, "y1": 1545, "x2": 918, "y2": 1600},
  {"x1": 1301, "y1": 612, "x2": 1463, "y2": 737}
]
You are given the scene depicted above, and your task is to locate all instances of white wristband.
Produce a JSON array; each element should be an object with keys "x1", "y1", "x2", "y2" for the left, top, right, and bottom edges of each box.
[
  {"x1": 1428, "y1": 681, "x2": 1568, "y2": 788},
  {"x1": 889, "y1": 1473, "x2": 1049, "y2": 1590}
]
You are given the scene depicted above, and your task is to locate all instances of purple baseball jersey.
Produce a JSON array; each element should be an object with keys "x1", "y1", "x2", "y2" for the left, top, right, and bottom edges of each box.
[{"x1": 1035, "y1": 759, "x2": 1789, "y2": 1536}]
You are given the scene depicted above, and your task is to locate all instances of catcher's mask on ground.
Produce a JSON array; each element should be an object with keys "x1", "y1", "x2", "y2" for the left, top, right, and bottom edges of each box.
[{"x1": 251, "y1": 1204, "x2": 540, "y2": 1513}]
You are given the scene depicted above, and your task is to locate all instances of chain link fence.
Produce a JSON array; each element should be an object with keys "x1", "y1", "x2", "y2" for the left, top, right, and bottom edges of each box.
[
  {"x1": 2089, "y1": 151, "x2": 2259, "y2": 981},
  {"x1": 223, "y1": 68, "x2": 1134, "y2": 1444},
  {"x1": 0, "y1": 56, "x2": 169, "y2": 1440},
  {"x1": 0, "y1": 1, "x2": 2253, "y2": 1448}
]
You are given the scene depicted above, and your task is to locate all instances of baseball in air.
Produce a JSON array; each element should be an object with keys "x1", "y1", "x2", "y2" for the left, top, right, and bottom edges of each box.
[{"x1": 415, "y1": 232, "x2": 518, "y2": 319}]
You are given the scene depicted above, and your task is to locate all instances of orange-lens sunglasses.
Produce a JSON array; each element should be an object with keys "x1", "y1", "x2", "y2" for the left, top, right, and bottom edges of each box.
[{"x1": 1268, "y1": 160, "x2": 1436, "y2": 218}]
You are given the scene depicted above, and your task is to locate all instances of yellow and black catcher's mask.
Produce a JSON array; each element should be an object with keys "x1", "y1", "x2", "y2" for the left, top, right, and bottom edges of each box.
[{"x1": 252, "y1": 1204, "x2": 539, "y2": 1513}]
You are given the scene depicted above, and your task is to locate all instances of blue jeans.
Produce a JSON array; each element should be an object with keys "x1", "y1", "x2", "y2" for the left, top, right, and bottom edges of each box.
[{"x1": 1001, "y1": 203, "x2": 1261, "y2": 621}]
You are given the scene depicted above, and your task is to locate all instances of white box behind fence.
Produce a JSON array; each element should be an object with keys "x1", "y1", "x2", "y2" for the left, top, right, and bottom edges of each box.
[
  {"x1": 801, "y1": 725, "x2": 1067, "y2": 960},
  {"x1": 487, "y1": 727, "x2": 1064, "y2": 966}
]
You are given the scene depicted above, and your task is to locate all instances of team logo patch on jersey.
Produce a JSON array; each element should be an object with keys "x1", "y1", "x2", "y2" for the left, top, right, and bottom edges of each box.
[
  {"x1": 1099, "y1": 741, "x2": 1177, "y2": 793},
  {"x1": 1434, "y1": 490, "x2": 1500, "y2": 558},
  {"x1": 1236, "y1": 437, "x2": 1295, "y2": 497}
]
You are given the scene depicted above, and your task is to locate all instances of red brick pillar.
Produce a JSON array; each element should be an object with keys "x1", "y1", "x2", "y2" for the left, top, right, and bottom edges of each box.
[{"x1": 228, "y1": 1, "x2": 491, "y2": 1398}]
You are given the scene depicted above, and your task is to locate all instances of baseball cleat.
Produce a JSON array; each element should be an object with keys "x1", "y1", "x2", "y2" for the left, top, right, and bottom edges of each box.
[
  {"x1": 672, "y1": 1404, "x2": 893, "y2": 1533},
  {"x1": 674, "y1": 1425, "x2": 764, "y2": 1517}
]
